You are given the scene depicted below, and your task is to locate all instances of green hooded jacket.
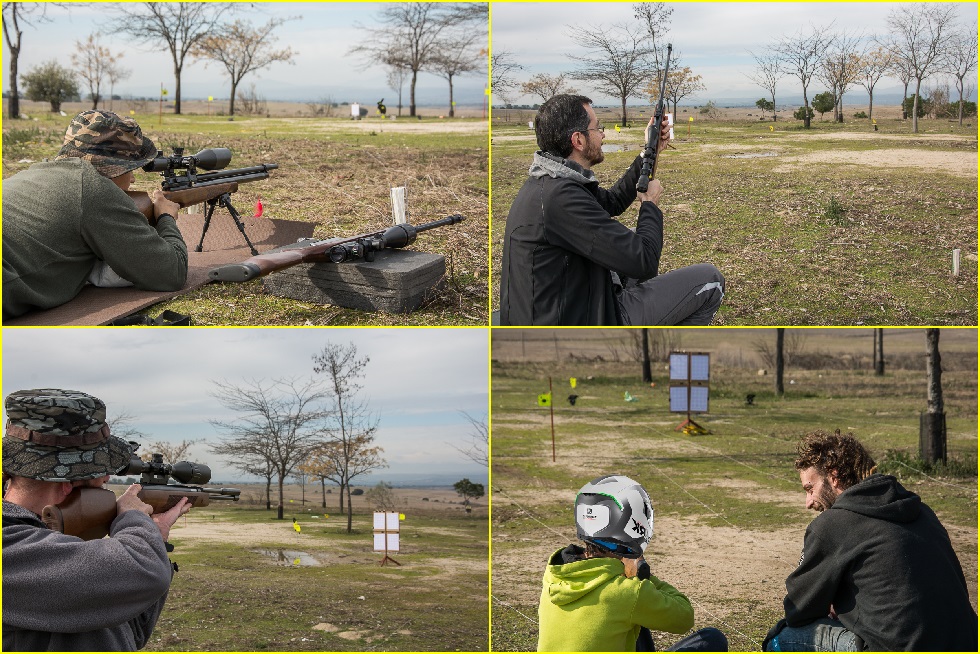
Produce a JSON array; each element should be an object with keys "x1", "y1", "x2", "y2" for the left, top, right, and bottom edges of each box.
[{"x1": 538, "y1": 545, "x2": 694, "y2": 652}]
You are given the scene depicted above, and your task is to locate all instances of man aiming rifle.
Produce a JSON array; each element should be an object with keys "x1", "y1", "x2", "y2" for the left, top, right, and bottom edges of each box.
[
  {"x1": 2, "y1": 111, "x2": 188, "y2": 319},
  {"x1": 499, "y1": 49, "x2": 725, "y2": 325},
  {"x1": 2, "y1": 389, "x2": 192, "y2": 651}
]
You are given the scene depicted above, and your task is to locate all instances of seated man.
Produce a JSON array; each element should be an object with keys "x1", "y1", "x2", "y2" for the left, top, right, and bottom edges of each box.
[
  {"x1": 538, "y1": 475, "x2": 728, "y2": 652},
  {"x1": 2, "y1": 110, "x2": 187, "y2": 319},
  {"x1": 764, "y1": 430, "x2": 977, "y2": 651},
  {"x1": 2, "y1": 388, "x2": 191, "y2": 651},
  {"x1": 499, "y1": 94, "x2": 725, "y2": 325}
]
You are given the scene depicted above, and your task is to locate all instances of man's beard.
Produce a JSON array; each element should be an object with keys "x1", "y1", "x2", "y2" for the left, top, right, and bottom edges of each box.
[
  {"x1": 583, "y1": 136, "x2": 604, "y2": 167},
  {"x1": 812, "y1": 485, "x2": 839, "y2": 512}
]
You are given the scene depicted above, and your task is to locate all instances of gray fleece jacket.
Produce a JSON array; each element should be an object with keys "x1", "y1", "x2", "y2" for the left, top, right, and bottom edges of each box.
[
  {"x1": 2, "y1": 158, "x2": 188, "y2": 319},
  {"x1": 2, "y1": 500, "x2": 174, "y2": 651}
]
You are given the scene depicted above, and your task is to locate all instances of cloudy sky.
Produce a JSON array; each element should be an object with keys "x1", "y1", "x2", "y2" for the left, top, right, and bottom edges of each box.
[
  {"x1": 2, "y1": 3, "x2": 489, "y2": 107},
  {"x1": 493, "y1": 1, "x2": 978, "y2": 106},
  {"x1": 2, "y1": 328, "x2": 489, "y2": 485}
]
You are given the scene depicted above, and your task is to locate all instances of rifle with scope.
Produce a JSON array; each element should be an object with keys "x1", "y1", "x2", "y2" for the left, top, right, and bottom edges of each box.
[
  {"x1": 636, "y1": 43, "x2": 672, "y2": 194},
  {"x1": 41, "y1": 452, "x2": 240, "y2": 541},
  {"x1": 208, "y1": 213, "x2": 465, "y2": 282},
  {"x1": 125, "y1": 147, "x2": 278, "y2": 256}
]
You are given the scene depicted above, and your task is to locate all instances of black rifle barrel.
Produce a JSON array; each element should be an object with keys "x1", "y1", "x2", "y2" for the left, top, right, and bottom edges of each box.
[
  {"x1": 162, "y1": 164, "x2": 278, "y2": 191},
  {"x1": 636, "y1": 43, "x2": 672, "y2": 194}
]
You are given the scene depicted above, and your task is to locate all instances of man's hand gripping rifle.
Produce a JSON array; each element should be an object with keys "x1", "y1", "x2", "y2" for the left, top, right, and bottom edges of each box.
[
  {"x1": 636, "y1": 43, "x2": 672, "y2": 194},
  {"x1": 41, "y1": 451, "x2": 240, "y2": 541},
  {"x1": 208, "y1": 213, "x2": 465, "y2": 282},
  {"x1": 126, "y1": 147, "x2": 278, "y2": 256}
]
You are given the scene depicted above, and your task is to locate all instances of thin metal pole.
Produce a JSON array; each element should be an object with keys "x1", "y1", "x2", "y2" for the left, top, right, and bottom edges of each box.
[{"x1": 550, "y1": 376, "x2": 556, "y2": 462}]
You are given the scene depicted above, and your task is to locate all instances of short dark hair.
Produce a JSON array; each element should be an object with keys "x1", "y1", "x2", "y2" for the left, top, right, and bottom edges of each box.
[
  {"x1": 535, "y1": 94, "x2": 593, "y2": 158},
  {"x1": 795, "y1": 429, "x2": 877, "y2": 490}
]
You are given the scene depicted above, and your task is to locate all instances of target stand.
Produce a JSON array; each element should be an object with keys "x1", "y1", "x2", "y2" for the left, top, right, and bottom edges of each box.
[
  {"x1": 669, "y1": 352, "x2": 712, "y2": 436},
  {"x1": 373, "y1": 511, "x2": 401, "y2": 566}
]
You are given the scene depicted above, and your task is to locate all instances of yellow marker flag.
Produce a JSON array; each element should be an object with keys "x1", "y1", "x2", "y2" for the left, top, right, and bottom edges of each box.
[
  {"x1": 161, "y1": 89, "x2": 168, "y2": 96},
  {"x1": 399, "y1": 513, "x2": 406, "y2": 521},
  {"x1": 614, "y1": 124, "x2": 621, "y2": 132},
  {"x1": 208, "y1": 96, "x2": 213, "y2": 102},
  {"x1": 293, "y1": 522, "x2": 301, "y2": 533},
  {"x1": 537, "y1": 393, "x2": 552, "y2": 407},
  {"x1": 570, "y1": 377, "x2": 577, "y2": 389},
  {"x1": 129, "y1": 110, "x2": 135, "y2": 116},
  {"x1": 769, "y1": 125, "x2": 774, "y2": 132},
  {"x1": 293, "y1": 557, "x2": 301, "y2": 565}
]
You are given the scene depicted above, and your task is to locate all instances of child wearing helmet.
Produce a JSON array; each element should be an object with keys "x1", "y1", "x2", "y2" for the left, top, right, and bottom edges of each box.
[{"x1": 537, "y1": 475, "x2": 727, "y2": 652}]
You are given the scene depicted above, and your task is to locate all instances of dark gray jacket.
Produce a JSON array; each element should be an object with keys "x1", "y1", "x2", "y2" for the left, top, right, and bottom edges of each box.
[
  {"x1": 499, "y1": 152, "x2": 663, "y2": 325},
  {"x1": 2, "y1": 500, "x2": 174, "y2": 651},
  {"x1": 783, "y1": 474, "x2": 977, "y2": 651}
]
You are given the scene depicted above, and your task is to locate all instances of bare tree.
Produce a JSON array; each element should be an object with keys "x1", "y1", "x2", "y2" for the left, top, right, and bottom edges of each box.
[
  {"x1": 3, "y1": 2, "x2": 66, "y2": 118},
  {"x1": 72, "y1": 34, "x2": 123, "y2": 110},
  {"x1": 775, "y1": 328, "x2": 785, "y2": 396},
  {"x1": 520, "y1": 72, "x2": 577, "y2": 104},
  {"x1": 819, "y1": 31, "x2": 863, "y2": 123},
  {"x1": 429, "y1": 30, "x2": 484, "y2": 117},
  {"x1": 366, "y1": 481, "x2": 397, "y2": 511},
  {"x1": 857, "y1": 45, "x2": 894, "y2": 119},
  {"x1": 350, "y1": 3, "x2": 467, "y2": 117},
  {"x1": 490, "y1": 50, "x2": 524, "y2": 105},
  {"x1": 659, "y1": 62, "x2": 705, "y2": 116},
  {"x1": 300, "y1": 443, "x2": 345, "y2": 511},
  {"x1": 312, "y1": 342, "x2": 386, "y2": 533},
  {"x1": 775, "y1": 23, "x2": 835, "y2": 128},
  {"x1": 106, "y1": 2, "x2": 236, "y2": 114},
  {"x1": 746, "y1": 49, "x2": 782, "y2": 121},
  {"x1": 107, "y1": 410, "x2": 149, "y2": 442},
  {"x1": 873, "y1": 328, "x2": 885, "y2": 376},
  {"x1": 450, "y1": 411, "x2": 488, "y2": 467},
  {"x1": 193, "y1": 17, "x2": 296, "y2": 117},
  {"x1": 944, "y1": 22, "x2": 977, "y2": 127},
  {"x1": 210, "y1": 377, "x2": 330, "y2": 520},
  {"x1": 633, "y1": 1, "x2": 673, "y2": 75},
  {"x1": 640, "y1": 329, "x2": 652, "y2": 383},
  {"x1": 105, "y1": 56, "x2": 131, "y2": 112},
  {"x1": 882, "y1": 4, "x2": 957, "y2": 133},
  {"x1": 568, "y1": 23, "x2": 655, "y2": 128},
  {"x1": 385, "y1": 63, "x2": 410, "y2": 116}
]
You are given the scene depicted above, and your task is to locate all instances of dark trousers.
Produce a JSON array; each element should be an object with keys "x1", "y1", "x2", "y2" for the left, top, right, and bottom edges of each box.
[
  {"x1": 617, "y1": 264, "x2": 726, "y2": 326},
  {"x1": 637, "y1": 627, "x2": 729, "y2": 652}
]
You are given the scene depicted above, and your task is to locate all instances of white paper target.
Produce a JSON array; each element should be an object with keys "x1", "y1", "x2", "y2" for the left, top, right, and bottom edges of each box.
[
  {"x1": 690, "y1": 354, "x2": 710, "y2": 381},
  {"x1": 669, "y1": 353, "x2": 688, "y2": 381}
]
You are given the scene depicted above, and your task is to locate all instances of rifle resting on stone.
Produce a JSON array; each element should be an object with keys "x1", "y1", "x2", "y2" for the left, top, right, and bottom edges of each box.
[
  {"x1": 208, "y1": 213, "x2": 466, "y2": 283},
  {"x1": 41, "y1": 451, "x2": 240, "y2": 541},
  {"x1": 126, "y1": 147, "x2": 277, "y2": 256}
]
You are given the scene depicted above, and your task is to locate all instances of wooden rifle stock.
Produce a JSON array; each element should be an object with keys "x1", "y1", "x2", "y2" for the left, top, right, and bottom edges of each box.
[
  {"x1": 41, "y1": 484, "x2": 240, "y2": 541},
  {"x1": 126, "y1": 182, "x2": 239, "y2": 224}
]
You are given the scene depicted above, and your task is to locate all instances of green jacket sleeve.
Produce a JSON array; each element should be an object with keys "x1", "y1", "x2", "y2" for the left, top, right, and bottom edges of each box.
[
  {"x1": 630, "y1": 574, "x2": 695, "y2": 634},
  {"x1": 80, "y1": 167, "x2": 188, "y2": 291}
]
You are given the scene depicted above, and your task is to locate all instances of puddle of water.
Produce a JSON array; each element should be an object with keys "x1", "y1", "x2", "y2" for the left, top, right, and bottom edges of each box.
[
  {"x1": 256, "y1": 549, "x2": 321, "y2": 566},
  {"x1": 601, "y1": 144, "x2": 625, "y2": 152},
  {"x1": 723, "y1": 151, "x2": 778, "y2": 159}
]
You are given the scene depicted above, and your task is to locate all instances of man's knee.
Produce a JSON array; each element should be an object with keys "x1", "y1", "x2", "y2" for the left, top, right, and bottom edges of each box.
[{"x1": 697, "y1": 627, "x2": 729, "y2": 651}]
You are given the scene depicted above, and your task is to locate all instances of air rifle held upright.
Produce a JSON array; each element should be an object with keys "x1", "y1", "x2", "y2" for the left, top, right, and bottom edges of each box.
[{"x1": 636, "y1": 43, "x2": 672, "y2": 194}]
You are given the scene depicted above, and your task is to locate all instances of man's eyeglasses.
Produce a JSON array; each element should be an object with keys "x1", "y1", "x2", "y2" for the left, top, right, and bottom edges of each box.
[{"x1": 578, "y1": 124, "x2": 604, "y2": 134}]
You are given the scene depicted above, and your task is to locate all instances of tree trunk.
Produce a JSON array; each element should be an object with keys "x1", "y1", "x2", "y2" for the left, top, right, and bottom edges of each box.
[
  {"x1": 802, "y1": 88, "x2": 811, "y2": 129},
  {"x1": 641, "y1": 329, "x2": 652, "y2": 383},
  {"x1": 874, "y1": 328, "x2": 885, "y2": 376},
  {"x1": 868, "y1": 91, "x2": 873, "y2": 120},
  {"x1": 901, "y1": 82, "x2": 909, "y2": 119},
  {"x1": 173, "y1": 63, "x2": 182, "y2": 115},
  {"x1": 771, "y1": 91, "x2": 777, "y2": 121},
  {"x1": 620, "y1": 96, "x2": 627, "y2": 128},
  {"x1": 775, "y1": 328, "x2": 785, "y2": 396},
  {"x1": 409, "y1": 69, "x2": 418, "y2": 117},
  {"x1": 320, "y1": 477, "x2": 326, "y2": 508},
  {"x1": 339, "y1": 482, "x2": 345, "y2": 512},
  {"x1": 345, "y1": 484, "x2": 353, "y2": 533},
  {"x1": 921, "y1": 329, "x2": 946, "y2": 464},
  {"x1": 277, "y1": 477, "x2": 285, "y2": 520},
  {"x1": 229, "y1": 80, "x2": 237, "y2": 116},
  {"x1": 265, "y1": 476, "x2": 272, "y2": 510},
  {"x1": 911, "y1": 79, "x2": 922, "y2": 133},
  {"x1": 448, "y1": 74, "x2": 454, "y2": 117}
]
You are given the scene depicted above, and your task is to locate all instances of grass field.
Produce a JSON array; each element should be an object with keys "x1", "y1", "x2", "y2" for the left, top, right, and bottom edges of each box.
[
  {"x1": 2, "y1": 107, "x2": 488, "y2": 326},
  {"x1": 490, "y1": 328, "x2": 978, "y2": 651},
  {"x1": 104, "y1": 484, "x2": 488, "y2": 651},
  {"x1": 490, "y1": 108, "x2": 977, "y2": 326}
]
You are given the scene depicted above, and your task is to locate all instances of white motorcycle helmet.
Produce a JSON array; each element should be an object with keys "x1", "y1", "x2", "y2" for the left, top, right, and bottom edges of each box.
[{"x1": 575, "y1": 475, "x2": 653, "y2": 559}]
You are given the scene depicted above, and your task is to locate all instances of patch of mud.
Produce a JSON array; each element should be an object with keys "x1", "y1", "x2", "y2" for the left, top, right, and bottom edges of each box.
[{"x1": 773, "y1": 148, "x2": 978, "y2": 178}]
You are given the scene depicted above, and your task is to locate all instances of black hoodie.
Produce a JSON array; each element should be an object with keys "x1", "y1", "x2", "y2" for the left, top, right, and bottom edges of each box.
[{"x1": 783, "y1": 474, "x2": 977, "y2": 651}]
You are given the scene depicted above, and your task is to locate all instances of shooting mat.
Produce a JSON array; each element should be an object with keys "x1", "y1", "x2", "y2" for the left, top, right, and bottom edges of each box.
[{"x1": 3, "y1": 213, "x2": 316, "y2": 326}]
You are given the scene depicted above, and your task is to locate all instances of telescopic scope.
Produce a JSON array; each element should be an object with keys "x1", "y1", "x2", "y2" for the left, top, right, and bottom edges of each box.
[
  {"x1": 124, "y1": 453, "x2": 212, "y2": 486},
  {"x1": 143, "y1": 147, "x2": 232, "y2": 173}
]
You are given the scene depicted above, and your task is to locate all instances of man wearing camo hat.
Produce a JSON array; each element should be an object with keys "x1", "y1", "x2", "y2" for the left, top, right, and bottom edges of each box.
[
  {"x1": 2, "y1": 110, "x2": 188, "y2": 319},
  {"x1": 2, "y1": 389, "x2": 191, "y2": 651}
]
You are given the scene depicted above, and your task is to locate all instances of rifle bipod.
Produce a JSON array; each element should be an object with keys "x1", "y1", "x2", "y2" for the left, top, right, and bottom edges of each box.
[{"x1": 197, "y1": 193, "x2": 259, "y2": 256}]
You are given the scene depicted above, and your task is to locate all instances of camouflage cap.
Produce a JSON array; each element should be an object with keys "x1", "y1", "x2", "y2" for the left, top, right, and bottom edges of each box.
[
  {"x1": 3, "y1": 389, "x2": 133, "y2": 481},
  {"x1": 55, "y1": 110, "x2": 157, "y2": 179}
]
